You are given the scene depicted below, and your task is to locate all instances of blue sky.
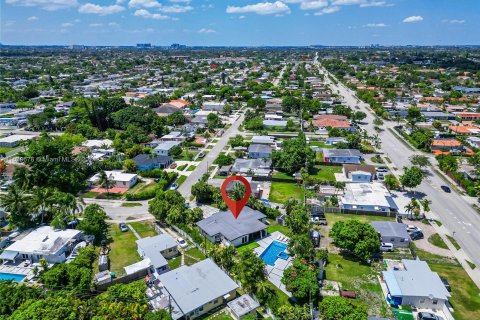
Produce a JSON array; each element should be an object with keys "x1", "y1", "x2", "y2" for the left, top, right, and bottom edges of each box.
[{"x1": 1, "y1": 0, "x2": 479, "y2": 46}]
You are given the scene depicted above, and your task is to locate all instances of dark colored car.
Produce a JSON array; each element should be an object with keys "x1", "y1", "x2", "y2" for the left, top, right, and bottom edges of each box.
[
  {"x1": 410, "y1": 230, "x2": 424, "y2": 240},
  {"x1": 440, "y1": 276, "x2": 451, "y2": 292},
  {"x1": 317, "y1": 268, "x2": 325, "y2": 288},
  {"x1": 197, "y1": 152, "x2": 205, "y2": 158},
  {"x1": 441, "y1": 185, "x2": 451, "y2": 193},
  {"x1": 417, "y1": 312, "x2": 439, "y2": 320}
]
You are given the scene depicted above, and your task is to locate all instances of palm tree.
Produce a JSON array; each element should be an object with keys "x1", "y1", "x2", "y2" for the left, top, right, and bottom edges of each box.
[
  {"x1": 97, "y1": 171, "x2": 115, "y2": 194},
  {"x1": 420, "y1": 198, "x2": 432, "y2": 218},
  {"x1": 404, "y1": 198, "x2": 418, "y2": 220},
  {"x1": 29, "y1": 187, "x2": 55, "y2": 224},
  {"x1": 0, "y1": 185, "x2": 32, "y2": 228}
]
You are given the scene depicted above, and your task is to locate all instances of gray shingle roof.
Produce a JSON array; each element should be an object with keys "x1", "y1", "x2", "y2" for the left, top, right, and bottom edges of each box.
[
  {"x1": 323, "y1": 148, "x2": 362, "y2": 158},
  {"x1": 196, "y1": 207, "x2": 267, "y2": 241},
  {"x1": 371, "y1": 221, "x2": 410, "y2": 239},
  {"x1": 136, "y1": 234, "x2": 177, "y2": 268},
  {"x1": 133, "y1": 154, "x2": 173, "y2": 166},
  {"x1": 248, "y1": 144, "x2": 272, "y2": 154}
]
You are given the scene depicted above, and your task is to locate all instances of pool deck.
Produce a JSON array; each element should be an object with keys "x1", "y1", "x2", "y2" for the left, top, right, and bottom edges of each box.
[
  {"x1": 0, "y1": 263, "x2": 34, "y2": 282},
  {"x1": 254, "y1": 231, "x2": 292, "y2": 297}
]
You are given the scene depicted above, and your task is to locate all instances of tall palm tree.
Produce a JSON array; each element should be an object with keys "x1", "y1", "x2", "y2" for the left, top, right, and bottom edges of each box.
[
  {"x1": 0, "y1": 185, "x2": 32, "y2": 228},
  {"x1": 29, "y1": 187, "x2": 55, "y2": 224},
  {"x1": 97, "y1": 171, "x2": 115, "y2": 194}
]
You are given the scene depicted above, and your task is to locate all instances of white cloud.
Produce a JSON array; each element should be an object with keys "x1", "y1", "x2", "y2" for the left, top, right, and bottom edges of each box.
[
  {"x1": 444, "y1": 19, "x2": 465, "y2": 24},
  {"x1": 61, "y1": 22, "x2": 74, "y2": 27},
  {"x1": 5, "y1": 0, "x2": 78, "y2": 11},
  {"x1": 226, "y1": 1, "x2": 290, "y2": 15},
  {"x1": 239, "y1": 15, "x2": 246, "y2": 19},
  {"x1": 403, "y1": 15, "x2": 423, "y2": 23},
  {"x1": 27, "y1": 16, "x2": 38, "y2": 21},
  {"x1": 79, "y1": 3, "x2": 125, "y2": 15},
  {"x1": 331, "y1": 0, "x2": 363, "y2": 5},
  {"x1": 314, "y1": 6, "x2": 340, "y2": 15},
  {"x1": 198, "y1": 28, "x2": 216, "y2": 33},
  {"x1": 128, "y1": 0, "x2": 160, "y2": 8},
  {"x1": 134, "y1": 9, "x2": 171, "y2": 19},
  {"x1": 365, "y1": 23, "x2": 387, "y2": 28},
  {"x1": 108, "y1": 22, "x2": 120, "y2": 27},
  {"x1": 158, "y1": 5, "x2": 193, "y2": 13},
  {"x1": 169, "y1": 0, "x2": 190, "y2": 2},
  {"x1": 300, "y1": 0, "x2": 328, "y2": 10},
  {"x1": 360, "y1": 1, "x2": 392, "y2": 7}
]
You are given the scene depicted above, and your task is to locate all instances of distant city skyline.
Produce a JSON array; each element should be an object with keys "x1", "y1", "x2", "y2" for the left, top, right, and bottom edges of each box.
[{"x1": 1, "y1": 0, "x2": 479, "y2": 46}]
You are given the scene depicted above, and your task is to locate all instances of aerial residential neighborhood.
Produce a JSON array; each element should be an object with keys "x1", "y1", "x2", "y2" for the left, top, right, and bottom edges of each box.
[{"x1": 0, "y1": 1, "x2": 480, "y2": 320}]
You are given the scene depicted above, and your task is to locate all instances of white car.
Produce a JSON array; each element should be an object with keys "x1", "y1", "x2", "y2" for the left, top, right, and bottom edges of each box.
[
  {"x1": 406, "y1": 225, "x2": 421, "y2": 233},
  {"x1": 177, "y1": 237, "x2": 188, "y2": 249},
  {"x1": 380, "y1": 242, "x2": 394, "y2": 252}
]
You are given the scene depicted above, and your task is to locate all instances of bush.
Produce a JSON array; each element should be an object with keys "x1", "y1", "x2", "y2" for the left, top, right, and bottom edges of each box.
[
  {"x1": 125, "y1": 172, "x2": 177, "y2": 200},
  {"x1": 138, "y1": 168, "x2": 164, "y2": 178}
]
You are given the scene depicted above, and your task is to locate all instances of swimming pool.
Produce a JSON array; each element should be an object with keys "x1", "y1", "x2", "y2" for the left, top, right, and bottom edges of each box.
[
  {"x1": 0, "y1": 272, "x2": 26, "y2": 282},
  {"x1": 260, "y1": 241, "x2": 289, "y2": 266}
]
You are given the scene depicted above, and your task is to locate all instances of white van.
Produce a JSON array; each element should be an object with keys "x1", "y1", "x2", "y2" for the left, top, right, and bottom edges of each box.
[{"x1": 380, "y1": 242, "x2": 394, "y2": 252}]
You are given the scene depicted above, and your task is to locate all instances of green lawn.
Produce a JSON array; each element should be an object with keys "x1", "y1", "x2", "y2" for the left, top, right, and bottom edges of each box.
[
  {"x1": 176, "y1": 175, "x2": 187, "y2": 186},
  {"x1": 0, "y1": 147, "x2": 14, "y2": 154},
  {"x1": 272, "y1": 171, "x2": 295, "y2": 181},
  {"x1": 266, "y1": 219, "x2": 292, "y2": 237},
  {"x1": 309, "y1": 141, "x2": 334, "y2": 148},
  {"x1": 269, "y1": 181, "x2": 304, "y2": 203},
  {"x1": 325, "y1": 213, "x2": 395, "y2": 225},
  {"x1": 121, "y1": 202, "x2": 142, "y2": 207},
  {"x1": 325, "y1": 254, "x2": 392, "y2": 318},
  {"x1": 446, "y1": 235, "x2": 461, "y2": 250},
  {"x1": 187, "y1": 165, "x2": 196, "y2": 171},
  {"x1": 128, "y1": 181, "x2": 158, "y2": 195},
  {"x1": 177, "y1": 164, "x2": 187, "y2": 171},
  {"x1": 427, "y1": 234, "x2": 449, "y2": 250},
  {"x1": 167, "y1": 256, "x2": 182, "y2": 270},
  {"x1": 129, "y1": 222, "x2": 157, "y2": 238},
  {"x1": 237, "y1": 242, "x2": 260, "y2": 254},
  {"x1": 311, "y1": 165, "x2": 342, "y2": 181},
  {"x1": 107, "y1": 226, "x2": 142, "y2": 277},
  {"x1": 184, "y1": 247, "x2": 206, "y2": 266}
]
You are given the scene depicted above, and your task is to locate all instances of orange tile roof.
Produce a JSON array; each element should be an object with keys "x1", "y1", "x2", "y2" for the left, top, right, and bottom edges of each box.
[
  {"x1": 448, "y1": 125, "x2": 480, "y2": 134},
  {"x1": 313, "y1": 118, "x2": 351, "y2": 128},
  {"x1": 421, "y1": 97, "x2": 443, "y2": 101},
  {"x1": 454, "y1": 112, "x2": 480, "y2": 119},
  {"x1": 431, "y1": 139, "x2": 462, "y2": 147},
  {"x1": 313, "y1": 114, "x2": 348, "y2": 121}
]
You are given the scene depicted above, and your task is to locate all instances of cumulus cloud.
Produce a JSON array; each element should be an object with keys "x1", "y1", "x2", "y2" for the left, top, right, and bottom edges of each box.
[
  {"x1": 169, "y1": 0, "x2": 190, "y2": 2},
  {"x1": 365, "y1": 23, "x2": 387, "y2": 27},
  {"x1": 331, "y1": 0, "x2": 363, "y2": 5},
  {"x1": 300, "y1": 0, "x2": 328, "y2": 10},
  {"x1": 226, "y1": 1, "x2": 290, "y2": 15},
  {"x1": 134, "y1": 8, "x2": 171, "y2": 19},
  {"x1": 444, "y1": 19, "x2": 465, "y2": 24},
  {"x1": 360, "y1": 1, "x2": 392, "y2": 7},
  {"x1": 403, "y1": 15, "x2": 423, "y2": 23},
  {"x1": 5, "y1": 0, "x2": 78, "y2": 11},
  {"x1": 128, "y1": 0, "x2": 160, "y2": 8},
  {"x1": 158, "y1": 4, "x2": 193, "y2": 13},
  {"x1": 89, "y1": 23, "x2": 103, "y2": 27},
  {"x1": 198, "y1": 28, "x2": 216, "y2": 33},
  {"x1": 27, "y1": 16, "x2": 38, "y2": 20},
  {"x1": 314, "y1": 6, "x2": 340, "y2": 15},
  {"x1": 79, "y1": 3, "x2": 125, "y2": 15}
]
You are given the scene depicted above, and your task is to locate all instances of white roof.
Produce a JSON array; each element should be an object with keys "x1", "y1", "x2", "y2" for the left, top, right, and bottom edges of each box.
[
  {"x1": 89, "y1": 171, "x2": 137, "y2": 183},
  {"x1": 341, "y1": 182, "x2": 393, "y2": 208},
  {"x1": 124, "y1": 258, "x2": 152, "y2": 275},
  {"x1": 82, "y1": 139, "x2": 113, "y2": 148},
  {"x1": 5, "y1": 226, "x2": 81, "y2": 255},
  {"x1": 0, "y1": 134, "x2": 36, "y2": 143}
]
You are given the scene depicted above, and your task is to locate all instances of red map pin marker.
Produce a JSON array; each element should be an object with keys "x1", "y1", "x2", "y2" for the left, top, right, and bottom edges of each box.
[{"x1": 221, "y1": 175, "x2": 251, "y2": 219}]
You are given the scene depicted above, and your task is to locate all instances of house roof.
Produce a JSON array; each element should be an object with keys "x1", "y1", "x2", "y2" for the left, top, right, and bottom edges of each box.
[
  {"x1": 231, "y1": 158, "x2": 272, "y2": 173},
  {"x1": 341, "y1": 182, "x2": 397, "y2": 210},
  {"x1": 196, "y1": 207, "x2": 267, "y2": 241},
  {"x1": 4, "y1": 226, "x2": 81, "y2": 256},
  {"x1": 448, "y1": 125, "x2": 480, "y2": 134},
  {"x1": 313, "y1": 114, "x2": 348, "y2": 121},
  {"x1": 431, "y1": 139, "x2": 462, "y2": 147},
  {"x1": 154, "y1": 141, "x2": 181, "y2": 151},
  {"x1": 155, "y1": 105, "x2": 180, "y2": 115},
  {"x1": 323, "y1": 149, "x2": 362, "y2": 158},
  {"x1": 248, "y1": 144, "x2": 272, "y2": 154},
  {"x1": 158, "y1": 259, "x2": 239, "y2": 317},
  {"x1": 251, "y1": 135, "x2": 275, "y2": 144},
  {"x1": 136, "y1": 234, "x2": 177, "y2": 269},
  {"x1": 312, "y1": 118, "x2": 351, "y2": 128},
  {"x1": 227, "y1": 294, "x2": 260, "y2": 317},
  {"x1": 383, "y1": 259, "x2": 450, "y2": 301},
  {"x1": 90, "y1": 171, "x2": 137, "y2": 183},
  {"x1": 133, "y1": 154, "x2": 173, "y2": 166},
  {"x1": 343, "y1": 164, "x2": 376, "y2": 176},
  {"x1": 371, "y1": 221, "x2": 410, "y2": 239}
]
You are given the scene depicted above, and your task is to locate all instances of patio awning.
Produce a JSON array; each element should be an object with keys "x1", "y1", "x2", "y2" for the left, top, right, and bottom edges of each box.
[
  {"x1": 0, "y1": 250, "x2": 19, "y2": 261},
  {"x1": 382, "y1": 270, "x2": 402, "y2": 296}
]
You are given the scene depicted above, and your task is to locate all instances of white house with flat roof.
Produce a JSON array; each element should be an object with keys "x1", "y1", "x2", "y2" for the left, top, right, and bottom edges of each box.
[
  {"x1": 157, "y1": 259, "x2": 239, "y2": 319},
  {"x1": 154, "y1": 141, "x2": 181, "y2": 156},
  {"x1": 88, "y1": 170, "x2": 138, "y2": 189},
  {"x1": 0, "y1": 226, "x2": 82, "y2": 264},
  {"x1": 0, "y1": 134, "x2": 36, "y2": 148},
  {"x1": 340, "y1": 183, "x2": 398, "y2": 213}
]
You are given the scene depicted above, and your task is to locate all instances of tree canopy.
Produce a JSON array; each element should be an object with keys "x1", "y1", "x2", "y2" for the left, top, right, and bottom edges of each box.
[{"x1": 329, "y1": 220, "x2": 380, "y2": 261}]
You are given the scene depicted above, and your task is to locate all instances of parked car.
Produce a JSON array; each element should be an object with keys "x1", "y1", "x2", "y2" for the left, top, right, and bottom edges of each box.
[
  {"x1": 197, "y1": 152, "x2": 205, "y2": 158},
  {"x1": 406, "y1": 225, "x2": 421, "y2": 233},
  {"x1": 410, "y1": 230, "x2": 424, "y2": 240},
  {"x1": 376, "y1": 167, "x2": 388, "y2": 173},
  {"x1": 169, "y1": 183, "x2": 178, "y2": 190},
  {"x1": 440, "y1": 276, "x2": 451, "y2": 292},
  {"x1": 310, "y1": 230, "x2": 320, "y2": 247},
  {"x1": 377, "y1": 173, "x2": 385, "y2": 180},
  {"x1": 154, "y1": 177, "x2": 162, "y2": 182},
  {"x1": 380, "y1": 242, "x2": 394, "y2": 252},
  {"x1": 177, "y1": 237, "x2": 188, "y2": 249},
  {"x1": 441, "y1": 185, "x2": 451, "y2": 193},
  {"x1": 316, "y1": 267, "x2": 325, "y2": 288},
  {"x1": 310, "y1": 216, "x2": 327, "y2": 225},
  {"x1": 119, "y1": 223, "x2": 128, "y2": 232},
  {"x1": 417, "y1": 312, "x2": 439, "y2": 320},
  {"x1": 170, "y1": 163, "x2": 177, "y2": 169}
]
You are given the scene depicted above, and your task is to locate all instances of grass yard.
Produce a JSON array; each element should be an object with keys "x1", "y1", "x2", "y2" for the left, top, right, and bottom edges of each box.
[
  {"x1": 121, "y1": 202, "x2": 142, "y2": 207},
  {"x1": 187, "y1": 165, "x2": 196, "y2": 171},
  {"x1": 272, "y1": 171, "x2": 295, "y2": 181},
  {"x1": 184, "y1": 247, "x2": 206, "y2": 266},
  {"x1": 446, "y1": 235, "x2": 461, "y2": 250},
  {"x1": 311, "y1": 165, "x2": 342, "y2": 181},
  {"x1": 129, "y1": 222, "x2": 157, "y2": 238},
  {"x1": 237, "y1": 242, "x2": 260, "y2": 254},
  {"x1": 269, "y1": 181, "x2": 304, "y2": 203},
  {"x1": 325, "y1": 253, "x2": 392, "y2": 318},
  {"x1": 427, "y1": 234, "x2": 449, "y2": 250},
  {"x1": 176, "y1": 175, "x2": 187, "y2": 186},
  {"x1": 266, "y1": 219, "x2": 292, "y2": 237},
  {"x1": 0, "y1": 147, "x2": 15, "y2": 154},
  {"x1": 177, "y1": 164, "x2": 187, "y2": 171},
  {"x1": 167, "y1": 256, "x2": 182, "y2": 270},
  {"x1": 309, "y1": 141, "x2": 334, "y2": 148},
  {"x1": 325, "y1": 212, "x2": 395, "y2": 225},
  {"x1": 128, "y1": 181, "x2": 158, "y2": 195},
  {"x1": 107, "y1": 226, "x2": 142, "y2": 277},
  {"x1": 203, "y1": 310, "x2": 233, "y2": 320}
]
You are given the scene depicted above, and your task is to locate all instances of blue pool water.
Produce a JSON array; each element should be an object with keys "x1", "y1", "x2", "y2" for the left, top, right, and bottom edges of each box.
[
  {"x1": 0, "y1": 272, "x2": 26, "y2": 282},
  {"x1": 260, "y1": 241, "x2": 289, "y2": 266}
]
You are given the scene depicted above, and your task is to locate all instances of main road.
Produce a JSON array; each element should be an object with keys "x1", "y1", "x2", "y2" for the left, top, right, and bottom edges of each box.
[
  {"x1": 315, "y1": 56, "x2": 480, "y2": 272},
  {"x1": 178, "y1": 111, "x2": 245, "y2": 199}
]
